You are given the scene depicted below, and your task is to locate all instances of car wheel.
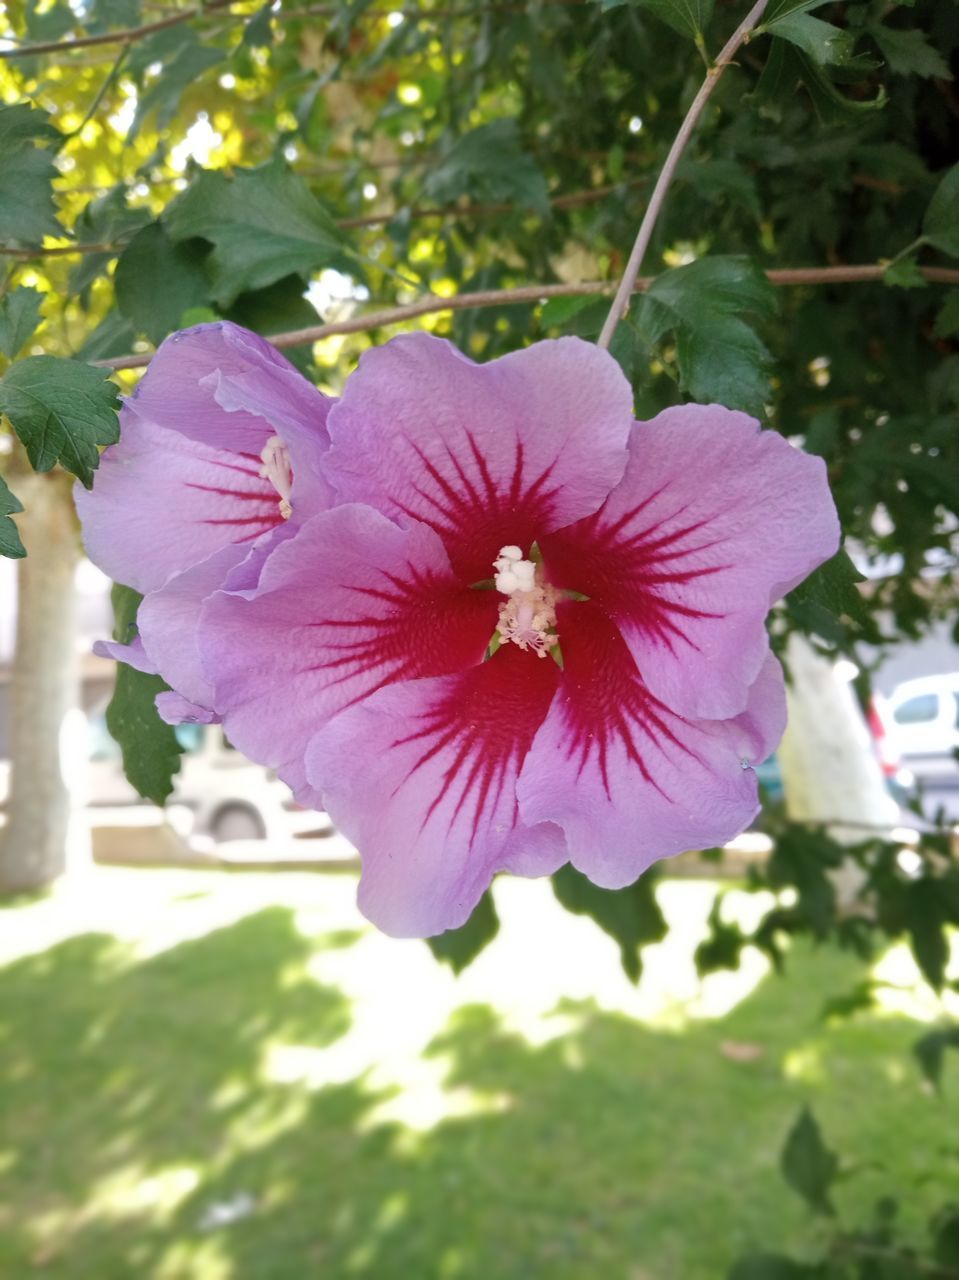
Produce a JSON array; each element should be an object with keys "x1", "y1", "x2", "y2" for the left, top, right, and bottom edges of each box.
[{"x1": 210, "y1": 804, "x2": 266, "y2": 844}]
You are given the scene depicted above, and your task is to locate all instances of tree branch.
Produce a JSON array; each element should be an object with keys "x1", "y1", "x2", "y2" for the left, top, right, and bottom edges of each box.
[
  {"x1": 597, "y1": 0, "x2": 769, "y2": 349},
  {"x1": 92, "y1": 264, "x2": 959, "y2": 371},
  {"x1": 0, "y1": 0, "x2": 585, "y2": 59}
]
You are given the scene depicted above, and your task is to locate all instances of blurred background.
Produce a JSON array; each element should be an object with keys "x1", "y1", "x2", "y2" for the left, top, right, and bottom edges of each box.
[{"x1": 2, "y1": 0, "x2": 959, "y2": 1275}]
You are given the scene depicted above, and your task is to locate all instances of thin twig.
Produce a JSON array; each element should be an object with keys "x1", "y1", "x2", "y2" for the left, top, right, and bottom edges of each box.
[
  {"x1": 91, "y1": 264, "x2": 959, "y2": 372},
  {"x1": 0, "y1": 0, "x2": 585, "y2": 59},
  {"x1": 597, "y1": 0, "x2": 769, "y2": 349},
  {"x1": 59, "y1": 45, "x2": 129, "y2": 145},
  {"x1": 0, "y1": 0, "x2": 235, "y2": 59}
]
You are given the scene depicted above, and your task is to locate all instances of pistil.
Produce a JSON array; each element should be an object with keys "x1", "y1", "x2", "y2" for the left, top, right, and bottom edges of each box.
[
  {"x1": 259, "y1": 435, "x2": 293, "y2": 519},
  {"x1": 493, "y1": 545, "x2": 558, "y2": 658}
]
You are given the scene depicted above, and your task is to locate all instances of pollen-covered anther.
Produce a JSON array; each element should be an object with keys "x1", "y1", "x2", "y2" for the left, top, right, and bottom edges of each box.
[
  {"x1": 259, "y1": 435, "x2": 293, "y2": 519},
  {"x1": 493, "y1": 545, "x2": 558, "y2": 658}
]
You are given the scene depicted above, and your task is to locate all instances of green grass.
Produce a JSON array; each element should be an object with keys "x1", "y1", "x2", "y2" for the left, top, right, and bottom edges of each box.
[{"x1": 0, "y1": 869, "x2": 955, "y2": 1280}]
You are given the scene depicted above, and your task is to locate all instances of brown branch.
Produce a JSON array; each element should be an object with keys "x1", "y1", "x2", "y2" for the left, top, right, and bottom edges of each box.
[
  {"x1": 0, "y1": 241, "x2": 127, "y2": 260},
  {"x1": 0, "y1": 0, "x2": 236, "y2": 59},
  {"x1": 92, "y1": 264, "x2": 959, "y2": 372},
  {"x1": 0, "y1": 0, "x2": 586, "y2": 59},
  {"x1": 598, "y1": 0, "x2": 770, "y2": 348}
]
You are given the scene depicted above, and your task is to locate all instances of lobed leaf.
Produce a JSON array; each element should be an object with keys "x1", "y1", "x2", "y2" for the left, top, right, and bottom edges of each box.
[{"x1": 0, "y1": 476, "x2": 26, "y2": 559}]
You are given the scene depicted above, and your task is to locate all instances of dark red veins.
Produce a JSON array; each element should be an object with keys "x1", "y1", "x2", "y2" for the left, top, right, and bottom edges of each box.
[
  {"x1": 392, "y1": 432, "x2": 563, "y2": 583},
  {"x1": 393, "y1": 642, "x2": 560, "y2": 842},
  {"x1": 552, "y1": 600, "x2": 704, "y2": 802},
  {"x1": 190, "y1": 452, "x2": 285, "y2": 544}
]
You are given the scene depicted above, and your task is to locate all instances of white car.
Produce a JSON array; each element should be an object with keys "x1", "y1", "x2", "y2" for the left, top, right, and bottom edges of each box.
[
  {"x1": 87, "y1": 712, "x2": 332, "y2": 845},
  {"x1": 888, "y1": 674, "x2": 959, "y2": 792}
]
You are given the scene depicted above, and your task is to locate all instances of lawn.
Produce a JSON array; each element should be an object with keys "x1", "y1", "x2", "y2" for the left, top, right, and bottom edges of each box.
[{"x1": 0, "y1": 867, "x2": 955, "y2": 1280}]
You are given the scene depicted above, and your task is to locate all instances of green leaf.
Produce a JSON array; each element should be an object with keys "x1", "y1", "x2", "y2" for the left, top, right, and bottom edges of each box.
[
  {"x1": 763, "y1": 0, "x2": 832, "y2": 20},
  {"x1": 883, "y1": 257, "x2": 928, "y2": 289},
  {"x1": 539, "y1": 294, "x2": 597, "y2": 328},
  {"x1": 104, "y1": 584, "x2": 184, "y2": 806},
  {"x1": 787, "y1": 549, "x2": 868, "y2": 643},
  {"x1": 933, "y1": 292, "x2": 959, "y2": 339},
  {"x1": 637, "y1": 256, "x2": 778, "y2": 415},
  {"x1": 426, "y1": 890, "x2": 500, "y2": 973},
  {"x1": 913, "y1": 1025, "x2": 959, "y2": 1090},
  {"x1": 768, "y1": 13, "x2": 855, "y2": 66},
  {"x1": 241, "y1": 2, "x2": 274, "y2": 48},
  {"x1": 114, "y1": 222, "x2": 212, "y2": 344},
  {"x1": 0, "y1": 286, "x2": 44, "y2": 359},
  {"x1": 933, "y1": 1204, "x2": 959, "y2": 1266},
  {"x1": 627, "y1": 0, "x2": 714, "y2": 41},
  {"x1": 871, "y1": 24, "x2": 951, "y2": 80},
  {"x1": 551, "y1": 864, "x2": 666, "y2": 983},
  {"x1": 164, "y1": 158, "x2": 349, "y2": 306},
  {"x1": 424, "y1": 120, "x2": 550, "y2": 215},
  {"x1": 128, "y1": 35, "x2": 225, "y2": 142},
  {"x1": 0, "y1": 476, "x2": 26, "y2": 559},
  {"x1": 924, "y1": 165, "x2": 959, "y2": 258},
  {"x1": 68, "y1": 187, "x2": 152, "y2": 301},
  {"x1": 0, "y1": 357, "x2": 120, "y2": 487},
  {"x1": 0, "y1": 105, "x2": 63, "y2": 249},
  {"x1": 780, "y1": 1107, "x2": 838, "y2": 1216},
  {"x1": 74, "y1": 311, "x2": 137, "y2": 363},
  {"x1": 756, "y1": 39, "x2": 884, "y2": 121}
]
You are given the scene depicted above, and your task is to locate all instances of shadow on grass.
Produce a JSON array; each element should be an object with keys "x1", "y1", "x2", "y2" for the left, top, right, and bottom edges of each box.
[{"x1": 0, "y1": 909, "x2": 953, "y2": 1280}]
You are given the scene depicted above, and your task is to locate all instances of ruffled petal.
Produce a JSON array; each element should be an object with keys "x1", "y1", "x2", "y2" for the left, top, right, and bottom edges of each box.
[
  {"x1": 198, "y1": 503, "x2": 499, "y2": 806},
  {"x1": 155, "y1": 691, "x2": 217, "y2": 725},
  {"x1": 92, "y1": 636, "x2": 157, "y2": 674},
  {"x1": 304, "y1": 644, "x2": 563, "y2": 936},
  {"x1": 323, "y1": 333, "x2": 633, "y2": 581},
  {"x1": 541, "y1": 406, "x2": 838, "y2": 720},
  {"x1": 138, "y1": 541, "x2": 255, "y2": 710},
  {"x1": 517, "y1": 603, "x2": 785, "y2": 889},
  {"x1": 75, "y1": 411, "x2": 288, "y2": 594}
]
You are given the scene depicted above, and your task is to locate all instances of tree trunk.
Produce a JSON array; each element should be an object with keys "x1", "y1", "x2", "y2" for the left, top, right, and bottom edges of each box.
[
  {"x1": 0, "y1": 471, "x2": 80, "y2": 895},
  {"x1": 777, "y1": 634, "x2": 898, "y2": 903}
]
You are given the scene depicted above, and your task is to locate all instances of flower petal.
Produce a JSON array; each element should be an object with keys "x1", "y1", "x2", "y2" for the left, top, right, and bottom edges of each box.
[
  {"x1": 75, "y1": 409, "x2": 292, "y2": 593},
  {"x1": 517, "y1": 603, "x2": 784, "y2": 889},
  {"x1": 304, "y1": 645, "x2": 563, "y2": 936},
  {"x1": 198, "y1": 503, "x2": 499, "y2": 805},
  {"x1": 156, "y1": 691, "x2": 217, "y2": 725},
  {"x1": 323, "y1": 333, "x2": 633, "y2": 581},
  {"x1": 139, "y1": 541, "x2": 256, "y2": 710},
  {"x1": 92, "y1": 636, "x2": 157, "y2": 674},
  {"x1": 541, "y1": 406, "x2": 838, "y2": 720}
]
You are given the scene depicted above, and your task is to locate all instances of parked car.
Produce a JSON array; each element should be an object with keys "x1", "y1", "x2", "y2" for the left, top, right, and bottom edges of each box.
[
  {"x1": 887, "y1": 673, "x2": 959, "y2": 793},
  {"x1": 87, "y1": 712, "x2": 331, "y2": 844}
]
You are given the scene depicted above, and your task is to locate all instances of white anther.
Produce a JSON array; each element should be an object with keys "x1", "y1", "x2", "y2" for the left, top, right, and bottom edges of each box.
[
  {"x1": 492, "y1": 544, "x2": 558, "y2": 658},
  {"x1": 259, "y1": 435, "x2": 293, "y2": 520},
  {"x1": 499, "y1": 545, "x2": 523, "y2": 562}
]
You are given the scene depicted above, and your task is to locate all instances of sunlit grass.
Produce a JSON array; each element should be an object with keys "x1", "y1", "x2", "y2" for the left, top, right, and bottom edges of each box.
[{"x1": 0, "y1": 867, "x2": 956, "y2": 1279}]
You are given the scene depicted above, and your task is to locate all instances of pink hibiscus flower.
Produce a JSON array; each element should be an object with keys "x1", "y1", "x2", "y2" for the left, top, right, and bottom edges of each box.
[
  {"x1": 172, "y1": 331, "x2": 839, "y2": 937},
  {"x1": 75, "y1": 322, "x2": 335, "y2": 727}
]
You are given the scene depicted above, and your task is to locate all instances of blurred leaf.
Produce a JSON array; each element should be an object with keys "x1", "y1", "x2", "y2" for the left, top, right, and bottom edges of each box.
[
  {"x1": 165, "y1": 158, "x2": 348, "y2": 306},
  {"x1": 114, "y1": 222, "x2": 211, "y2": 344},
  {"x1": 913, "y1": 1025, "x2": 959, "y2": 1090},
  {"x1": 426, "y1": 890, "x2": 500, "y2": 974},
  {"x1": 540, "y1": 294, "x2": 597, "y2": 328},
  {"x1": 105, "y1": 587, "x2": 183, "y2": 806},
  {"x1": 0, "y1": 105, "x2": 63, "y2": 248},
  {"x1": 727, "y1": 1256, "x2": 816, "y2": 1280},
  {"x1": 241, "y1": 3, "x2": 274, "y2": 48},
  {"x1": 764, "y1": 0, "x2": 831, "y2": 19},
  {"x1": 933, "y1": 292, "x2": 959, "y2": 339},
  {"x1": 424, "y1": 120, "x2": 549, "y2": 215},
  {"x1": 0, "y1": 286, "x2": 44, "y2": 359},
  {"x1": 128, "y1": 34, "x2": 224, "y2": 141},
  {"x1": 0, "y1": 357, "x2": 119, "y2": 487},
  {"x1": 933, "y1": 1204, "x2": 959, "y2": 1266},
  {"x1": 0, "y1": 476, "x2": 25, "y2": 559},
  {"x1": 781, "y1": 1107, "x2": 838, "y2": 1216},
  {"x1": 68, "y1": 187, "x2": 152, "y2": 300},
  {"x1": 871, "y1": 24, "x2": 951, "y2": 79},
  {"x1": 924, "y1": 165, "x2": 959, "y2": 258},
  {"x1": 637, "y1": 256, "x2": 778, "y2": 414},
  {"x1": 74, "y1": 310, "x2": 137, "y2": 363},
  {"x1": 551, "y1": 864, "x2": 667, "y2": 983}
]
